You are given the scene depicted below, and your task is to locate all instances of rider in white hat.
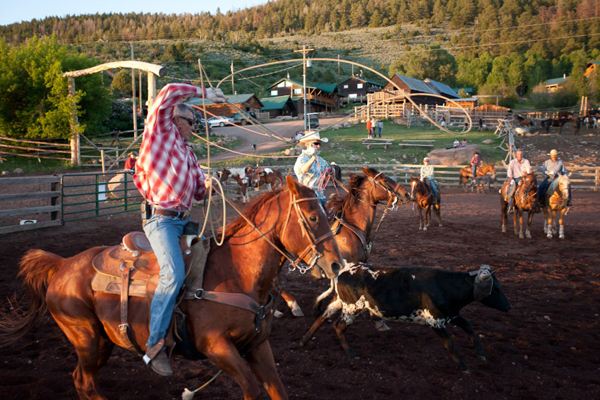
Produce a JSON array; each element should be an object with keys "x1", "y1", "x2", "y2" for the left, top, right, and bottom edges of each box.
[
  {"x1": 294, "y1": 130, "x2": 331, "y2": 206},
  {"x1": 537, "y1": 149, "x2": 571, "y2": 207}
]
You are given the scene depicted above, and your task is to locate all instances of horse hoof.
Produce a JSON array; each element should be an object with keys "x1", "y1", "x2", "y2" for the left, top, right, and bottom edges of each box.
[
  {"x1": 519, "y1": 234, "x2": 524, "y2": 239},
  {"x1": 438, "y1": 224, "x2": 443, "y2": 227},
  {"x1": 478, "y1": 355, "x2": 487, "y2": 361},
  {"x1": 559, "y1": 235, "x2": 565, "y2": 239},
  {"x1": 526, "y1": 232, "x2": 531, "y2": 239},
  {"x1": 423, "y1": 227, "x2": 428, "y2": 231},
  {"x1": 274, "y1": 310, "x2": 284, "y2": 319},
  {"x1": 291, "y1": 306, "x2": 305, "y2": 318}
]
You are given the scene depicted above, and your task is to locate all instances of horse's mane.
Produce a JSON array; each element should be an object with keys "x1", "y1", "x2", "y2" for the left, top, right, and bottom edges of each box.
[
  {"x1": 329, "y1": 174, "x2": 367, "y2": 216},
  {"x1": 219, "y1": 188, "x2": 285, "y2": 240}
]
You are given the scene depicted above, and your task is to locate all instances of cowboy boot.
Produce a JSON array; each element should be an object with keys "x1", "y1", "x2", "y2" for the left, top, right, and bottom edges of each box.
[
  {"x1": 149, "y1": 349, "x2": 173, "y2": 376},
  {"x1": 507, "y1": 198, "x2": 514, "y2": 214}
]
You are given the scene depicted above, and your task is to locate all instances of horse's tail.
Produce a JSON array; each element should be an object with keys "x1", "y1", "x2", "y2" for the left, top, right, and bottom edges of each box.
[
  {"x1": 312, "y1": 279, "x2": 336, "y2": 318},
  {"x1": 0, "y1": 249, "x2": 64, "y2": 349}
]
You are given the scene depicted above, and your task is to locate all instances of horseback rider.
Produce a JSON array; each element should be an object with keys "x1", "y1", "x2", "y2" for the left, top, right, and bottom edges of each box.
[
  {"x1": 537, "y1": 149, "x2": 572, "y2": 207},
  {"x1": 133, "y1": 83, "x2": 227, "y2": 376},
  {"x1": 420, "y1": 157, "x2": 439, "y2": 204},
  {"x1": 294, "y1": 130, "x2": 331, "y2": 206},
  {"x1": 506, "y1": 149, "x2": 532, "y2": 214},
  {"x1": 470, "y1": 151, "x2": 481, "y2": 178}
]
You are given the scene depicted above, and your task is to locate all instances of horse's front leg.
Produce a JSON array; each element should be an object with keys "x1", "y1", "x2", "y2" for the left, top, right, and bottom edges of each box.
[
  {"x1": 559, "y1": 209, "x2": 566, "y2": 239},
  {"x1": 436, "y1": 204, "x2": 443, "y2": 227},
  {"x1": 501, "y1": 201, "x2": 507, "y2": 233},
  {"x1": 518, "y1": 211, "x2": 525, "y2": 239},
  {"x1": 246, "y1": 339, "x2": 288, "y2": 400},
  {"x1": 513, "y1": 210, "x2": 519, "y2": 236},
  {"x1": 281, "y1": 289, "x2": 304, "y2": 317},
  {"x1": 417, "y1": 205, "x2": 424, "y2": 230},
  {"x1": 525, "y1": 211, "x2": 533, "y2": 238},
  {"x1": 543, "y1": 208, "x2": 548, "y2": 234},
  {"x1": 546, "y1": 210, "x2": 554, "y2": 239},
  {"x1": 425, "y1": 205, "x2": 432, "y2": 230}
]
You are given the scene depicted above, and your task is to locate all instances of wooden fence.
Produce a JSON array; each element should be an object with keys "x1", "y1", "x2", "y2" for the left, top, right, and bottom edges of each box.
[{"x1": 0, "y1": 175, "x2": 61, "y2": 234}]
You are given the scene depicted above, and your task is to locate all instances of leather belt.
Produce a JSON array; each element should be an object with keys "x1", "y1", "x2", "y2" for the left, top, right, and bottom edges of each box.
[{"x1": 152, "y1": 208, "x2": 190, "y2": 219}]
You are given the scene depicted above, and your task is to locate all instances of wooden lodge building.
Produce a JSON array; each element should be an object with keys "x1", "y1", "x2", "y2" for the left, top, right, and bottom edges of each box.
[
  {"x1": 337, "y1": 76, "x2": 384, "y2": 104},
  {"x1": 259, "y1": 95, "x2": 297, "y2": 118},
  {"x1": 265, "y1": 78, "x2": 339, "y2": 114},
  {"x1": 187, "y1": 94, "x2": 263, "y2": 117}
]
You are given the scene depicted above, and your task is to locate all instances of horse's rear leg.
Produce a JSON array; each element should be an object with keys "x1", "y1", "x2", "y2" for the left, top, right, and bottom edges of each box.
[
  {"x1": 52, "y1": 316, "x2": 109, "y2": 400},
  {"x1": 525, "y1": 212, "x2": 533, "y2": 238},
  {"x1": 547, "y1": 211, "x2": 554, "y2": 239},
  {"x1": 246, "y1": 340, "x2": 288, "y2": 400},
  {"x1": 518, "y1": 213, "x2": 525, "y2": 239},
  {"x1": 559, "y1": 210, "x2": 566, "y2": 239},
  {"x1": 435, "y1": 204, "x2": 443, "y2": 227}
]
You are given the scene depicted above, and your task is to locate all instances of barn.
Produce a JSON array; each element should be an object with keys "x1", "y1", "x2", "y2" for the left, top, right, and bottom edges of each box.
[{"x1": 337, "y1": 76, "x2": 384, "y2": 104}]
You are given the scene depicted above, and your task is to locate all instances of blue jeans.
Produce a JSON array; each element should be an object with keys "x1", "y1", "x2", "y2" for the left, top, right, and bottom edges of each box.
[
  {"x1": 425, "y1": 178, "x2": 439, "y2": 201},
  {"x1": 143, "y1": 214, "x2": 189, "y2": 349},
  {"x1": 507, "y1": 178, "x2": 521, "y2": 208},
  {"x1": 378, "y1": 127, "x2": 382, "y2": 138}
]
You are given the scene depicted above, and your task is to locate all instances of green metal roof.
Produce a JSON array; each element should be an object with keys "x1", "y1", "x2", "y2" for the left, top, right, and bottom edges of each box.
[
  {"x1": 260, "y1": 95, "x2": 292, "y2": 110},
  {"x1": 544, "y1": 77, "x2": 569, "y2": 86},
  {"x1": 187, "y1": 93, "x2": 258, "y2": 106}
]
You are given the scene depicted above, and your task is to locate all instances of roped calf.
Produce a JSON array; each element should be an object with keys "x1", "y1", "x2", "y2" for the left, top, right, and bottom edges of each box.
[{"x1": 300, "y1": 264, "x2": 510, "y2": 373}]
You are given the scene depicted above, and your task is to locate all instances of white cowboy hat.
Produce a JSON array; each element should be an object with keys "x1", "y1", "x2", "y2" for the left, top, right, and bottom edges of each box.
[
  {"x1": 423, "y1": 157, "x2": 430, "y2": 161},
  {"x1": 298, "y1": 130, "x2": 329, "y2": 146},
  {"x1": 548, "y1": 149, "x2": 558, "y2": 156}
]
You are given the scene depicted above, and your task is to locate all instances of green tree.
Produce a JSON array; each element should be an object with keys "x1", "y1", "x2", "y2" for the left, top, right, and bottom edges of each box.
[
  {"x1": 389, "y1": 45, "x2": 457, "y2": 84},
  {"x1": 0, "y1": 36, "x2": 110, "y2": 139}
]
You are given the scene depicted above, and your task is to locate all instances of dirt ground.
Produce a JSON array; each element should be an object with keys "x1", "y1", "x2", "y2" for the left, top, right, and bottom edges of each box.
[{"x1": 0, "y1": 184, "x2": 599, "y2": 399}]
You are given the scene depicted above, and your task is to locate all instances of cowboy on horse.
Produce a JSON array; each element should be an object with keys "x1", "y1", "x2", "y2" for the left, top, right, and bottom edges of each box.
[
  {"x1": 294, "y1": 130, "x2": 332, "y2": 206},
  {"x1": 133, "y1": 83, "x2": 228, "y2": 375},
  {"x1": 420, "y1": 157, "x2": 439, "y2": 204},
  {"x1": 505, "y1": 149, "x2": 533, "y2": 214},
  {"x1": 537, "y1": 149, "x2": 572, "y2": 208}
]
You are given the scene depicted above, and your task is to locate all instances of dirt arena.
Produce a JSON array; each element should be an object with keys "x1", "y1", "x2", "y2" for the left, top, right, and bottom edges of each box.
[{"x1": 0, "y1": 187, "x2": 599, "y2": 400}]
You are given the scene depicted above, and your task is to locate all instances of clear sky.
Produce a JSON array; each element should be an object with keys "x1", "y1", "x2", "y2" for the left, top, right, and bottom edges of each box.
[{"x1": 0, "y1": 0, "x2": 268, "y2": 26}]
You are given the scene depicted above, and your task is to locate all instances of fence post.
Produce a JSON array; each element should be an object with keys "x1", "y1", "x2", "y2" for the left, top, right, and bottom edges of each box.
[
  {"x1": 50, "y1": 180, "x2": 59, "y2": 221},
  {"x1": 101, "y1": 149, "x2": 106, "y2": 173}
]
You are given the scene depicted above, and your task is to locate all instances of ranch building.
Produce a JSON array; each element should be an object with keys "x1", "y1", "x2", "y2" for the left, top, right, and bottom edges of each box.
[
  {"x1": 259, "y1": 95, "x2": 298, "y2": 118},
  {"x1": 265, "y1": 78, "x2": 339, "y2": 114},
  {"x1": 337, "y1": 76, "x2": 384, "y2": 105},
  {"x1": 187, "y1": 94, "x2": 263, "y2": 117}
]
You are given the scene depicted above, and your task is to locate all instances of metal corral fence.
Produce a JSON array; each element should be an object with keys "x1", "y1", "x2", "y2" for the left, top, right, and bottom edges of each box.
[{"x1": 1, "y1": 165, "x2": 599, "y2": 234}]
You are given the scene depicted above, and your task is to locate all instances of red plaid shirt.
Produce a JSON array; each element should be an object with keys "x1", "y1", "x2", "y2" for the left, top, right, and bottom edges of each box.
[{"x1": 134, "y1": 83, "x2": 207, "y2": 210}]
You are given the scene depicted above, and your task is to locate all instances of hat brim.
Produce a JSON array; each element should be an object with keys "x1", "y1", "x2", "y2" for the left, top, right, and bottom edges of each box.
[{"x1": 298, "y1": 137, "x2": 328, "y2": 145}]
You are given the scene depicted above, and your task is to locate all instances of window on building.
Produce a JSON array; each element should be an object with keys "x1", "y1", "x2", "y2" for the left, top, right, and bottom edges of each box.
[
  {"x1": 357, "y1": 84, "x2": 364, "y2": 89},
  {"x1": 270, "y1": 90, "x2": 278, "y2": 96},
  {"x1": 294, "y1": 88, "x2": 302, "y2": 95},
  {"x1": 343, "y1": 85, "x2": 349, "y2": 89}
]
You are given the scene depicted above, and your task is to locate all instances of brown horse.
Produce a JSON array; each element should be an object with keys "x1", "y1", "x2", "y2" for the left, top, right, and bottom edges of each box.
[
  {"x1": 252, "y1": 167, "x2": 284, "y2": 191},
  {"x1": 0, "y1": 176, "x2": 343, "y2": 400},
  {"x1": 219, "y1": 166, "x2": 255, "y2": 203},
  {"x1": 500, "y1": 172, "x2": 538, "y2": 239},
  {"x1": 409, "y1": 177, "x2": 442, "y2": 231},
  {"x1": 276, "y1": 167, "x2": 410, "y2": 317},
  {"x1": 459, "y1": 164, "x2": 496, "y2": 192},
  {"x1": 543, "y1": 174, "x2": 571, "y2": 239}
]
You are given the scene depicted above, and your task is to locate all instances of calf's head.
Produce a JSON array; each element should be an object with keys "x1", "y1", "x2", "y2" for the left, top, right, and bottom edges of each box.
[{"x1": 469, "y1": 265, "x2": 511, "y2": 312}]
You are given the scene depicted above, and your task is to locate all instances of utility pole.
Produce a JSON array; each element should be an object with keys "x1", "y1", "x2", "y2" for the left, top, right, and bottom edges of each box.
[
  {"x1": 130, "y1": 43, "x2": 138, "y2": 138},
  {"x1": 231, "y1": 60, "x2": 235, "y2": 94},
  {"x1": 294, "y1": 45, "x2": 313, "y2": 131}
]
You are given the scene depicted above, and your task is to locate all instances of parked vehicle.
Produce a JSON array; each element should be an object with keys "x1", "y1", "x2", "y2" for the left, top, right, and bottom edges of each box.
[
  {"x1": 231, "y1": 111, "x2": 258, "y2": 125},
  {"x1": 200, "y1": 116, "x2": 232, "y2": 128},
  {"x1": 306, "y1": 112, "x2": 320, "y2": 129}
]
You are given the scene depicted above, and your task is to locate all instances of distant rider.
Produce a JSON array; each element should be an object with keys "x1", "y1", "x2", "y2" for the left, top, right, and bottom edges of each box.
[
  {"x1": 420, "y1": 157, "x2": 439, "y2": 204},
  {"x1": 537, "y1": 149, "x2": 571, "y2": 207},
  {"x1": 506, "y1": 149, "x2": 532, "y2": 213}
]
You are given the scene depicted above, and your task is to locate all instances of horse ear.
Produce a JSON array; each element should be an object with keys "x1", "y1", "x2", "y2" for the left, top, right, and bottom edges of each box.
[
  {"x1": 286, "y1": 174, "x2": 300, "y2": 196},
  {"x1": 361, "y1": 166, "x2": 371, "y2": 176}
]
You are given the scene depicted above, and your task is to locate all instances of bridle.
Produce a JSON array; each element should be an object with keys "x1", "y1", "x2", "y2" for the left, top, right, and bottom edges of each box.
[
  {"x1": 281, "y1": 193, "x2": 335, "y2": 274},
  {"x1": 367, "y1": 172, "x2": 406, "y2": 211},
  {"x1": 517, "y1": 175, "x2": 538, "y2": 204}
]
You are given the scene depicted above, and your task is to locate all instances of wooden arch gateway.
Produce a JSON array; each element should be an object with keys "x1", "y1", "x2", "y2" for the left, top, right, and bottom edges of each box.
[{"x1": 62, "y1": 61, "x2": 166, "y2": 165}]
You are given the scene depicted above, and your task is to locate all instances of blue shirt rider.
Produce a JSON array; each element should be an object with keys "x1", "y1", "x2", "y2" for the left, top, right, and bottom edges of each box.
[{"x1": 537, "y1": 149, "x2": 571, "y2": 206}]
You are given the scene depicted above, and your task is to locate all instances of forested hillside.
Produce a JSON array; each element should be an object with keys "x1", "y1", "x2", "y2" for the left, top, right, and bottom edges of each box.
[{"x1": 0, "y1": 0, "x2": 599, "y2": 139}]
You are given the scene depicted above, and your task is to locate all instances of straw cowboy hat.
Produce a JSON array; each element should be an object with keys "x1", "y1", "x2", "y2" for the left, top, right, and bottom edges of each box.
[
  {"x1": 548, "y1": 149, "x2": 558, "y2": 156},
  {"x1": 298, "y1": 130, "x2": 329, "y2": 146},
  {"x1": 128, "y1": 152, "x2": 137, "y2": 157}
]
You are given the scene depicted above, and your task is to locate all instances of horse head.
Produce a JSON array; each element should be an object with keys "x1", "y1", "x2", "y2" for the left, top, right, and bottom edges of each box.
[
  {"x1": 362, "y1": 167, "x2": 410, "y2": 208},
  {"x1": 557, "y1": 174, "x2": 571, "y2": 207},
  {"x1": 283, "y1": 175, "x2": 343, "y2": 279},
  {"x1": 409, "y1": 177, "x2": 423, "y2": 202}
]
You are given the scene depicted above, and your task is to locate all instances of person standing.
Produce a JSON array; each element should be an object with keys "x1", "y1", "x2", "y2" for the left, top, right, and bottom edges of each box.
[
  {"x1": 377, "y1": 120, "x2": 383, "y2": 138},
  {"x1": 133, "y1": 83, "x2": 227, "y2": 376},
  {"x1": 294, "y1": 131, "x2": 331, "y2": 206},
  {"x1": 478, "y1": 118, "x2": 484, "y2": 131},
  {"x1": 420, "y1": 157, "x2": 439, "y2": 203},
  {"x1": 537, "y1": 149, "x2": 571, "y2": 206},
  {"x1": 506, "y1": 149, "x2": 532, "y2": 213},
  {"x1": 366, "y1": 118, "x2": 372, "y2": 138}
]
